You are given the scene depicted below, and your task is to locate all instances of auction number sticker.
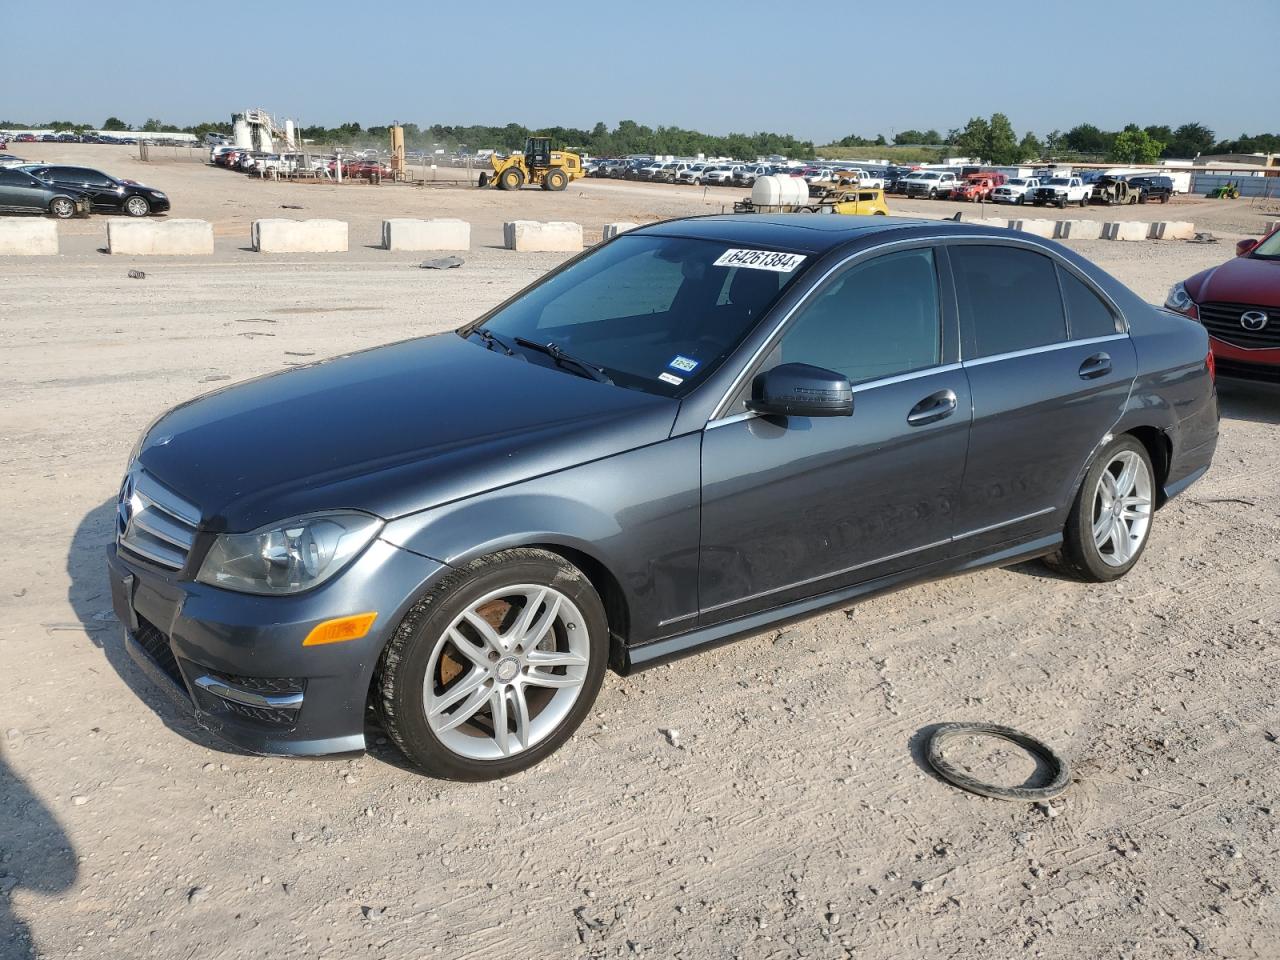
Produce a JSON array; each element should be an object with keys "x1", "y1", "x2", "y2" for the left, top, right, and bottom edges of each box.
[{"x1": 713, "y1": 249, "x2": 807, "y2": 272}]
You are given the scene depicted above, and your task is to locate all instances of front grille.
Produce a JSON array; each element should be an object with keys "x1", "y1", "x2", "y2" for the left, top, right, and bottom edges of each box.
[
  {"x1": 1214, "y1": 357, "x2": 1280, "y2": 383},
  {"x1": 134, "y1": 617, "x2": 184, "y2": 687},
  {"x1": 221, "y1": 701, "x2": 299, "y2": 725},
  {"x1": 117, "y1": 470, "x2": 201, "y2": 570},
  {"x1": 1200, "y1": 302, "x2": 1280, "y2": 349}
]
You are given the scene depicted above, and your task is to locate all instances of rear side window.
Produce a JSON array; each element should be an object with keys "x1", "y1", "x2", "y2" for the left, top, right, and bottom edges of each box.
[
  {"x1": 1059, "y1": 268, "x2": 1120, "y2": 339},
  {"x1": 950, "y1": 245, "x2": 1067, "y2": 358}
]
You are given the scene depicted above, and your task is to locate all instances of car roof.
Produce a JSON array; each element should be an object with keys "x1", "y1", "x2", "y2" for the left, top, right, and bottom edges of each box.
[{"x1": 635, "y1": 214, "x2": 1000, "y2": 255}]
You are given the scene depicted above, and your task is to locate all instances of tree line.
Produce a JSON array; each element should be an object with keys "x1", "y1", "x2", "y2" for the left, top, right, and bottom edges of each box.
[
  {"x1": 831, "y1": 117, "x2": 1278, "y2": 164},
  {"x1": 4, "y1": 115, "x2": 1277, "y2": 164}
]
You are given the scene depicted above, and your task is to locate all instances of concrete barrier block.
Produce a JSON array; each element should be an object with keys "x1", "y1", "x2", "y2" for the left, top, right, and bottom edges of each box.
[
  {"x1": 1102, "y1": 221, "x2": 1148, "y2": 241},
  {"x1": 381, "y1": 218, "x2": 470, "y2": 251},
  {"x1": 252, "y1": 218, "x2": 348, "y2": 253},
  {"x1": 0, "y1": 219, "x2": 58, "y2": 255},
  {"x1": 1009, "y1": 219, "x2": 1056, "y2": 239},
  {"x1": 106, "y1": 218, "x2": 214, "y2": 255},
  {"x1": 1150, "y1": 221, "x2": 1195, "y2": 240},
  {"x1": 1056, "y1": 220, "x2": 1104, "y2": 240},
  {"x1": 602, "y1": 222, "x2": 640, "y2": 241},
  {"x1": 503, "y1": 220, "x2": 583, "y2": 252}
]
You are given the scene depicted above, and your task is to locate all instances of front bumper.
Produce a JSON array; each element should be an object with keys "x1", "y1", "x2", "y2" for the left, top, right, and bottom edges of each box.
[
  {"x1": 1208, "y1": 336, "x2": 1280, "y2": 383},
  {"x1": 107, "y1": 538, "x2": 449, "y2": 756}
]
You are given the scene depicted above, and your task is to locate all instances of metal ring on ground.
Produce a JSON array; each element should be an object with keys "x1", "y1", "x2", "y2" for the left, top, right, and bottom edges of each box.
[{"x1": 926, "y1": 722, "x2": 1071, "y2": 802}]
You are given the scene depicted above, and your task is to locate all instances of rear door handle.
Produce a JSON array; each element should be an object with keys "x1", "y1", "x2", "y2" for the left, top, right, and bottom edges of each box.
[
  {"x1": 907, "y1": 389, "x2": 958, "y2": 426},
  {"x1": 1079, "y1": 352, "x2": 1112, "y2": 379}
]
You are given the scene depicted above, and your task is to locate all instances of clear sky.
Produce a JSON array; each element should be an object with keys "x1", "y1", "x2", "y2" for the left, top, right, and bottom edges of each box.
[{"x1": 5, "y1": 0, "x2": 1276, "y2": 143}]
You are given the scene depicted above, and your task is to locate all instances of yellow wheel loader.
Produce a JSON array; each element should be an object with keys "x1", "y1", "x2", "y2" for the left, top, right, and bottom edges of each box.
[{"x1": 478, "y1": 136, "x2": 584, "y2": 191}]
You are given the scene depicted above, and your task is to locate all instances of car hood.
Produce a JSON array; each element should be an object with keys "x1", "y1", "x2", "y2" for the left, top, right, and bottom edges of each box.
[
  {"x1": 1186, "y1": 255, "x2": 1280, "y2": 307},
  {"x1": 136, "y1": 333, "x2": 679, "y2": 532}
]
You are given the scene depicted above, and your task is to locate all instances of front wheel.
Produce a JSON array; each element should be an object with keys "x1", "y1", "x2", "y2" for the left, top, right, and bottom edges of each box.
[
  {"x1": 377, "y1": 548, "x2": 609, "y2": 780},
  {"x1": 498, "y1": 167, "x2": 524, "y2": 191},
  {"x1": 49, "y1": 197, "x2": 76, "y2": 218},
  {"x1": 124, "y1": 195, "x2": 150, "y2": 217},
  {"x1": 1079, "y1": 195, "x2": 1087, "y2": 208},
  {"x1": 1049, "y1": 436, "x2": 1155, "y2": 582},
  {"x1": 544, "y1": 168, "x2": 569, "y2": 191}
]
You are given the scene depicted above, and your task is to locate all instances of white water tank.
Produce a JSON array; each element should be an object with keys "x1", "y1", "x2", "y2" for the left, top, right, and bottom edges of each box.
[
  {"x1": 233, "y1": 115, "x2": 252, "y2": 150},
  {"x1": 751, "y1": 175, "x2": 802, "y2": 207}
]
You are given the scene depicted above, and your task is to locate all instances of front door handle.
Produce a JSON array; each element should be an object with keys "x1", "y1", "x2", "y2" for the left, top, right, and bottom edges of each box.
[
  {"x1": 1078, "y1": 352, "x2": 1112, "y2": 379},
  {"x1": 907, "y1": 389, "x2": 958, "y2": 426}
]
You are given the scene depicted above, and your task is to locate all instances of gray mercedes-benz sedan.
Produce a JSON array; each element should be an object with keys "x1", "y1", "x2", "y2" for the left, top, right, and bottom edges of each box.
[{"x1": 107, "y1": 215, "x2": 1218, "y2": 779}]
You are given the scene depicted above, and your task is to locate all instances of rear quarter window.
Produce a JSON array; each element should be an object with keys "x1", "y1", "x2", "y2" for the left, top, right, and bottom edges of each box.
[{"x1": 1059, "y1": 268, "x2": 1121, "y2": 339}]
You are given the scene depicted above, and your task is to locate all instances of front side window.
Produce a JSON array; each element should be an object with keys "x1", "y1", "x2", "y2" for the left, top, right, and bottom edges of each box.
[
  {"x1": 770, "y1": 248, "x2": 941, "y2": 385},
  {"x1": 476, "y1": 235, "x2": 809, "y2": 397},
  {"x1": 950, "y1": 245, "x2": 1067, "y2": 358}
]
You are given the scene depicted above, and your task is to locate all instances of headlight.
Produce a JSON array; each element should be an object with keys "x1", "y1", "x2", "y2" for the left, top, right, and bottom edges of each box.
[
  {"x1": 196, "y1": 511, "x2": 382, "y2": 595},
  {"x1": 1164, "y1": 281, "x2": 1195, "y2": 314},
  {"x1": 150, "y1": 191, "x2": 166, "y2": 198}
]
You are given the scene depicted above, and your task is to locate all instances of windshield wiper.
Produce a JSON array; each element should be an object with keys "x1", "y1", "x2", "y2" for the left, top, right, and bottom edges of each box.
[
  {"x1": 470, "y1": 326, "x2": 518, "y2": 357},
  {"x1": 513, "y1": 337, "x2": 613, "y2": 384}
]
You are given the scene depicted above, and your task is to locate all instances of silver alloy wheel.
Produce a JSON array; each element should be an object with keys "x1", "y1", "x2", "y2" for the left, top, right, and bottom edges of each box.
[
  {"x1": 424, "y1": 584, "x2": 590, "y2": 761},
  {"x1": 125, "y1": 196, "x2": 149, "y2": 216},
  {"x1": 1092, "y1": 450, "x2": 1153, "y2": 567},
  {"x1": 51, "y1": 198, "x2": 73, "y2": 218}
]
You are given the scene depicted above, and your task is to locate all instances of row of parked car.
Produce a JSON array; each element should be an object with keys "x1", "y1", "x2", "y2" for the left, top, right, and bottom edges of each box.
[
  {"x1": 891, "y1": 168, "x2": 1176, "y2": 207},
  {"x1": 0, "y1": 154, "x2": 169, "y2": 218},
  {"x1": 209, "y1": 144, "x2": 391, "y2": 179},
  {"x1": 1, "y1": 132, "x2": 178, "y2": 146},
  {"x1": 585, "y1": 158, "x2": 892, "y2": 193}
]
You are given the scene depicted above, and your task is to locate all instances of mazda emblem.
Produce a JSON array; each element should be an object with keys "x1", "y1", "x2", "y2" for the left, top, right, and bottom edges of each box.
[{"x1": 1240, "y1": 310, "x2": 1269, "y2": 332}]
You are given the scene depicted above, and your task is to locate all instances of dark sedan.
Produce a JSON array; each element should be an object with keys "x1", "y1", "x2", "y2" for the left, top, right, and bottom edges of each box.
[
  {"x1": 0, "y1": 167, "x2": 91, "y2": 217},
  {"x1": 24, "y1": 165, "x2": 170, "y2": 216},
  {"x1": 109, "y1": 216, "x2": 1218, "y2": 780}
]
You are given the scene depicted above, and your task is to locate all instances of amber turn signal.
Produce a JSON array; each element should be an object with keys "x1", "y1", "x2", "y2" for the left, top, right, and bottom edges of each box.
[{"x1": 303, "y1": 612, "x2": 378, "y2": 647}]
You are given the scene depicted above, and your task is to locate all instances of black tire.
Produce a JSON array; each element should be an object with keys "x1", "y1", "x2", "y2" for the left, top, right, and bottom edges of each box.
[
  {"x1": 477, "y1": 171, "x2": 490, "y2": 188},
  {"x1": 1079, "y1": 195, "x2": 1087, "y2": 208},
  {"x1": 1016, "y1": 195, "x2": 1024, "y2": 205},
  {"x1": 544, "y1": 168, "x2": 569, "y2": 191},
  {"x1": 1160, "y1": 194, "x2": 1169, "y2": 204},
  {"x1": 376, "y1": 548, "x2": 609, "y2": 781},
  {"x1": 928, "y1": 188, "x2": 937, "y2": 199},
  {"x1": 1138, "y1": 194, "x2": 1147, "y2": 204},
  {"x1": 1057, "y1": 197, "x2": 1067, "y2": 208},
  {"x1": 1047, "y1": 434, "x2": 1155, "y2": 583},
  {"x1": 498, "y1": 167, "x2": 524, "y2": 191},
  {"x1": 49, "y1": 197, "x2": 76, "y2": 219},
  {"x1": 123, "y1": 195, "x2": 151, "y2": 217}
]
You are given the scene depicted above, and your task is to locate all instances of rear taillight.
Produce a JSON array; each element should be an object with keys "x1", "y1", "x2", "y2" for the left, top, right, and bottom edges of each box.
[{"x1": 1206, "y1": 348, "x2": 1216, "y2": 381}]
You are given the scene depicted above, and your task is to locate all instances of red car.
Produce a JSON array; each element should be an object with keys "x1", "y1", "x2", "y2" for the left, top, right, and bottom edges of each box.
[
  {"x1": 950, "y1": 172, "x2": 1007, "y2": 201},
  {"x1": 1166, "y1": 226, "x2": 1280, "y2": 383},
  {"x1": 15, "y1": 133, "x2": 36, "y2": 143}
]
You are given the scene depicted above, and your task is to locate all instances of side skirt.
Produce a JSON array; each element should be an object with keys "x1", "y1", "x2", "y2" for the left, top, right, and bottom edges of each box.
[{"x1": 619, "y1": 532, "x2": 1062, "y2": 674}]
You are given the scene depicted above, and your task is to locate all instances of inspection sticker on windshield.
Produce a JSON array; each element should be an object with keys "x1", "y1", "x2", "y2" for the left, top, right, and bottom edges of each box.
[
  {"x1": 713, "y1": 249, "x2": 807, "y2": 272},
  {"x1": 668, "y1": 355, "x2": 699, "y2": 373},
  {"x1": 659, "y1": 372, "x2": 684, "y2": 385}
]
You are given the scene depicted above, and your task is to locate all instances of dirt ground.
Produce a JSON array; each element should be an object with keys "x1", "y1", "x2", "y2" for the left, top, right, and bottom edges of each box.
[{"x1": 2, "y1": 145, "x2": 1279, "y2": 960}]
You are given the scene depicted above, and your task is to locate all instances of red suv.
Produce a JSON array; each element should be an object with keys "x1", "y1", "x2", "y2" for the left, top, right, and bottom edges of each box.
[{"x1": 1166, "y1": 226, "x2": 1280, "y2": 383}]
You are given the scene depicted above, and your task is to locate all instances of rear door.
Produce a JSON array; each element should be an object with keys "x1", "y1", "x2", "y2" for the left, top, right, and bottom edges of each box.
[
  {"x1": 0, "y1": 169, "x2": 48, "y2": 212},
  {"x1": 945, "y1": 241, "x2": 1136, "y2": 549},
  {"x1": 699, "y1": 245, "x2": 970, "y2": 623}
]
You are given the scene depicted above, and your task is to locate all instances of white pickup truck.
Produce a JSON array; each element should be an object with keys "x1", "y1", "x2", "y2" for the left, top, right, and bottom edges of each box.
[
  {"x1": 837, "y1": 167, "x2": 886, "y2": 190},
  {"x1": 1030, "y1": 176, "x2": 1091, "y2": 208},
  {"x1": 990, "y1": 177, "x2": 1040, "y2": 204},
  {"x1": 900, "y1": 170, "x2": 958, "y2": 199}
]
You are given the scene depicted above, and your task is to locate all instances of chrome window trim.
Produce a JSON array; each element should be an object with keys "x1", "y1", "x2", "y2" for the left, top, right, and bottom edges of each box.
[
  {"x1": 961, "y1": 333, "x2": 1129, "y2": 369},
  {"x1": 706, "y1": 231, "x2": 1123, "y2": 425}
]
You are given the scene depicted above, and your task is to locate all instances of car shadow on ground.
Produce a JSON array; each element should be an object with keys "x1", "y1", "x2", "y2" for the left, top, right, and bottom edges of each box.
[
  {"x1": 67, "y1": 498, "x2": 252, "y2": 756},
  {"x1": 0, "y1": 752, "x2": 76, "y2": 958},
  {"x1": 1218, "y1": 382, "x2": 1280, "y2": 426}
]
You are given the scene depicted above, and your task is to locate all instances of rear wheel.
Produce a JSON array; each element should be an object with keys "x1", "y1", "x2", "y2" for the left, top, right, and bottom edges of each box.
[
  {"x1": 49, "y1": 197, "x2": 76, "y2": 219},
  {"x1": 544, "y1": 168, "x2": 569, "y2": 191},
  {"x1": 377, "y1": 548, "x2": 609, "y2": 780},
  {"x1": 1048, "y1": 435, "x2": 1155, "y2": 582},
  {"x1": 124, "y1": 195, "x2": 150, "y2": 217},
  {"x1": 1079, "y1": 195, "x2": 1087, "y2": 208},
  {"x1": 498, "y1": 167, "x2": 525, "y2": 191},
  {"x1": 477, "y1": 171, "x2": 490, "y2": 188}
]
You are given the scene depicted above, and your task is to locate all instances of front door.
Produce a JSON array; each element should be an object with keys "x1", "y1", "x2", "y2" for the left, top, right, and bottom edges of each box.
[
  {"x1": 699, "y1": 246, "x2": 971, "y2": 624},
  {"x1": 946, "y1": 241, "x2": 1137, "y2": 548}
]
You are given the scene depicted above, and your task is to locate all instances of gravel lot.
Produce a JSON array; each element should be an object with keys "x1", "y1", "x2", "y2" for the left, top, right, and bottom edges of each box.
[{"x1": 2, "y1": 145, "x2": 1279, "y2": 960}]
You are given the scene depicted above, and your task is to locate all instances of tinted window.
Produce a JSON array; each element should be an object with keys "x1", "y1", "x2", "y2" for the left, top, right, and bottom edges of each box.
[
  {"x1": 1060, "y1": 268, "x2": 1119, "y2": 339},
  {"x1": 774, "y1": 248, "x2": 940, "y2": 385},
  {"x1": 950, "y1": 245, "x2": 1067, "y2": 358},
  {"x1": 0, "y1": 169, "x2": 33, "y2": 185}
]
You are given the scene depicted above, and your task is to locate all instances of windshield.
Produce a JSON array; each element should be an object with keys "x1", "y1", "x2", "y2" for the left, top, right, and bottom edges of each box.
[
  {"x1": 1047, "y1": 178, "x2": 1070, "y2": 186},
  {"x1": 469, "y1": 235, "x2": 810, "y2": 398},
  {"x1": 1253, "y1": 230, "x2": 1280, "y2": 259}
]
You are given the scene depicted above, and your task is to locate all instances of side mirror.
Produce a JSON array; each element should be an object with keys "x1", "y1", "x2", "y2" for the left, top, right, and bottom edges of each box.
[
  {"x1": 747, "y1": 363, "x2": 853, "y2": 419},
  {"x1": 1236, "y1": 238, "x2": 1258, "y2": 257}
]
